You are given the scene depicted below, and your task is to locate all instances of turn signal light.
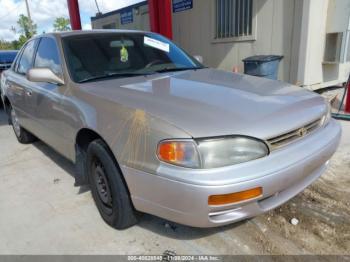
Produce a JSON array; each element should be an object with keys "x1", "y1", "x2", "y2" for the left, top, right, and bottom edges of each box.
[
  {"x1": 158, "y1": 141, "x2": 185, "y2": 162},
  {"x1": 208, "y1": 187, "x2": 263, "y2": 206},
  {"x1": 157, "y1": 140, "x2": 200, "y2": 168}
]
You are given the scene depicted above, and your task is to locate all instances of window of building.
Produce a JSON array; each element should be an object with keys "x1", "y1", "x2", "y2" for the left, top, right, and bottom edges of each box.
[{"x1": 215, "y1": 0, "x2": 254, "y2": 40}]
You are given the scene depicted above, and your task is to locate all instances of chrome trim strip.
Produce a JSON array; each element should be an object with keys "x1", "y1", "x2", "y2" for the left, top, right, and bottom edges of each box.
[{"x1": 266, "y1": 118, "x2": 322, "y2": 150}]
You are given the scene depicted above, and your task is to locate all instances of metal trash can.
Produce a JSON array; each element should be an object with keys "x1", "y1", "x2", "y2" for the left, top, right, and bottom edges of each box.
[{"x1": 242, "y1": 55, "x2": 283, "y2": 80}]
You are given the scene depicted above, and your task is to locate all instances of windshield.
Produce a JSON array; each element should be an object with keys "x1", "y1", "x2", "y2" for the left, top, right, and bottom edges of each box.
[{"x1": 62, "y1": 32, "x2": 204, "y2": 83}]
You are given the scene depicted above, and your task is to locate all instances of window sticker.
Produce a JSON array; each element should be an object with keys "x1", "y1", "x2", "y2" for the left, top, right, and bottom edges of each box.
[
  {"x1": 144, "y1": 36, "x2": 170, "y2": 53},
  {"x1": 120, "y1": 46, "x2": 129, "y2": 63}
]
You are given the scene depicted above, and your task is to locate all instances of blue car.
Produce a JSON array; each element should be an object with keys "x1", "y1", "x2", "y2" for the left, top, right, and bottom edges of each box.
[{"x1": 0, "y1": 50, "x2": 18, "y2": 106}]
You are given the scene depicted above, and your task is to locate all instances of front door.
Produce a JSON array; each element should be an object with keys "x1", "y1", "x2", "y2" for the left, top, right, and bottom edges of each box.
[{"x1": 29, "y1": 37, "x2": 73, "y2": 158}]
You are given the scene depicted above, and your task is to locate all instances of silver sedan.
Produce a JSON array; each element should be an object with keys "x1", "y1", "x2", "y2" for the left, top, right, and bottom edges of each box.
[{"x1": 1, "y1": 30, "x2": 341, "y2": 229}]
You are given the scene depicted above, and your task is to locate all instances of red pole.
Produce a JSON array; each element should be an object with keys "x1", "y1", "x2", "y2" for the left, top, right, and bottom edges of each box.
[
  {"x1": 148, "y1": 0, "x2": 173, "y2": 39},
  {"x1": 148, "y1": 0, "x2": 159, "y2": 33},
  {"x1": 158, "y1": 0, "x2": 173, "y2": 39},
  {"x1": 345, "y1": 81, "x2": 350, "y2": 113},
  {"x1": 67, "y1": 0, "x2": 82, "y2": 30}
]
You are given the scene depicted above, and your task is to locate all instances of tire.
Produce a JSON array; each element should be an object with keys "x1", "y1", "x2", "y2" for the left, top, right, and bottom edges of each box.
[
  {"x1": 9, "y1": 105, "x2": 37, "y2": 144},
  {"x1": 87, "y1": 139, "x2": 139, "y2": 229}
]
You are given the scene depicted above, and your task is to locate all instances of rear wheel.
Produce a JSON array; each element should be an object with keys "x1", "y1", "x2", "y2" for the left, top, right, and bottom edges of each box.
[
  {"x1": 9, "y1": 106, "x2": 36, "y2": 144},
  {"x1": 87, "y1": 139, "x2": 139, "y2": 229}
]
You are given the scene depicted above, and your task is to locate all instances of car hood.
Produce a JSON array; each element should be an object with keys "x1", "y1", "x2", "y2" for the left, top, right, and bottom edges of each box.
[{"x1": 81, "y1": 68, "x2": 327, "y2": 139}]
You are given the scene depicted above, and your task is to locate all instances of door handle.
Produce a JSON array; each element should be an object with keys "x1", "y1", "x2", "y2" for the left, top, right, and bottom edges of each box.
[{"x1": 26, "y1": 89, "x2": 33, "y2": 96}]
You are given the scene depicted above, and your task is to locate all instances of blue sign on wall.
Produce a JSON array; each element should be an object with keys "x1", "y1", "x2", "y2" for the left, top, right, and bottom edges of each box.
[
  {"x1": 120, "y1": 9, "x2": 133, "y2": 25},
  {"x1": 173, "y1": 0, "x2": 193, "y2": 13}
]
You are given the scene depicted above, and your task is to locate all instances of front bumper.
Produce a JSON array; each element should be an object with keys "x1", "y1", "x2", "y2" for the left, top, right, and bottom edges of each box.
[{"x1": 121, "y1": 119, "x2": 341, "y2": 227}]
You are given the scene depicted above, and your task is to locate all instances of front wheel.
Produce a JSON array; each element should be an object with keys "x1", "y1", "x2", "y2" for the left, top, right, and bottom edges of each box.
[
  {"x1": 10, "y1": 106, "x2": 36, "y2": 144},
  {"x1": 87, "y1": 139, "x2": 139, "y2": 229}
]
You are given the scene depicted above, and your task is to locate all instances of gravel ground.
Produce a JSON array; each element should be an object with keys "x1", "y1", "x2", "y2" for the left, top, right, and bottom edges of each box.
[{"x1": 0, "y1": 107, "x2": 349, "y2": 255}]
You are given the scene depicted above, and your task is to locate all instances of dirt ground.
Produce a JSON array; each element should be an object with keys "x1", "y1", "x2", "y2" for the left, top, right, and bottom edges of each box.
[
  {"x1": 0, "y1": 106, "x2": 349, "y2": 255},
  {"x1": 252, "y1": 139, "x2": 350, "y2": 254}
]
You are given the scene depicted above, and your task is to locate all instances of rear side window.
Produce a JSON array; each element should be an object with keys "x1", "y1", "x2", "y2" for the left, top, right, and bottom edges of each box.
[
  {"x1": 34, "y1": 37, "x2": 62, "y2": 75},
  {"x1": 17, "y1": 40, "x2": 37, "y2": 75},
  {"x1": 12, "y1": 49, "x2": 24, "y2": 71}
]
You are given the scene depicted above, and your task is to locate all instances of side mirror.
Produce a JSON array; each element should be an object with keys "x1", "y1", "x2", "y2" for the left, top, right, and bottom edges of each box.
[
  {"x1": 194, "y1": 55, "x2": 204, "y2": 64},
  {"x1": 27, "y1": 68, "x2": 64, "y2": 85}
]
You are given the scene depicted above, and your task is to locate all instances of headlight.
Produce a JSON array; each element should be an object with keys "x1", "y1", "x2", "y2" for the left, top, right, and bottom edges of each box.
[
  {"x1": 321, "y1": 101, "x2": 332, "y2": 126},
  {"x1": 197, "y1": 137, "x2": 269, "y2": 168},
  {"x1": 157, "y1": 137, "x2": 269, "y2": 169}
]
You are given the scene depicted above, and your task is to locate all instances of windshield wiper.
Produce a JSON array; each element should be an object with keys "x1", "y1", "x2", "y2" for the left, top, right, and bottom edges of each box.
[
  {"x1": 153, "y1": 67, "x2": 206, "y2": 74},
  {"x1": 78, "y1": 72, "x2": 150, "y2": 83}
]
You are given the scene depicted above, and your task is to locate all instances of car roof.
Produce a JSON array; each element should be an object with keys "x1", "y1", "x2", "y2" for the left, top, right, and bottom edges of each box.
[
  {"x1": 0, "y1": 50, "x2": 18, "y2": 54},
  {"x1": 37, "y1": 29, "x2": 150, "y2": 39}
]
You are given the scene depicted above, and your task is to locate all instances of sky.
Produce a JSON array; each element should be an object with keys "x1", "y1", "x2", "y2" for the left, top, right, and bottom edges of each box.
[{"x1": 0, "y1": 0, "x2": 143, "y2": 41}]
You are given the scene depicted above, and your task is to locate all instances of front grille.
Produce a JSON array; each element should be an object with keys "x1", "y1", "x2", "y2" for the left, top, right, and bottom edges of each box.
[{"x1": 267, "y1": 118, "x2": 322, "y2": 150}]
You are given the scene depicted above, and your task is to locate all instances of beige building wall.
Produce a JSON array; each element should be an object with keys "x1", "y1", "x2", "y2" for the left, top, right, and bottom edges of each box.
[
  {"x1": 91, "y1": 4, "x2": 150, "y2": 31},
  {"x1": 323, "y1": 0, "x2": 350, "y2": 88},
  {"x1": 92, "y1": 0, "x2": 300, "y2": 83},
  {"x1": 90, "y1": 0, "x2": 350, "y2": 88},
  {"x1": 294, "y1": 0, "x2": 350, "y2": 89},
  {"x1": 172, "y1": 0, "x2": 299, "y2": 83}
]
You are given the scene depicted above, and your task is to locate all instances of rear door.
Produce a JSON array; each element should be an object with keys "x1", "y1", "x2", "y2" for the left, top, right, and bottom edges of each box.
[{"x1": 6, "y1": 39, "x2": 39, "y2": 132}]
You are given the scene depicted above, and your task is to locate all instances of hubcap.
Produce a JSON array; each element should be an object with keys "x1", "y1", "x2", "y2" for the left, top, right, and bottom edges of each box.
[
  {"x1": 93, "y1": 160, "x2": 113, "y2": 209},
  {"x1": 11, "y1": 108, "x2": 21, "y2": 137}
]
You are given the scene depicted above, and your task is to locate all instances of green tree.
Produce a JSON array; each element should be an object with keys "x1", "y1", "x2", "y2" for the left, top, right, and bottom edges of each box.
[
  {"x1": 9, "y1": 14, "x2": 37, "y2": 49},
  {"x1": 53, "y1": 17, "x2": 71, "y2": 32},
  {"x1": 17, "y1": 14, "x2": 37, "y2": 39},
  {"x1": 17, "y1": 35, "x2": 29, "y2": 48},
  {"x1": 11, "y1": 40, "x2": 21, "y2": 50},
  {"x1": 0, "y1": 40, "x2": 14, "y2": 50}
]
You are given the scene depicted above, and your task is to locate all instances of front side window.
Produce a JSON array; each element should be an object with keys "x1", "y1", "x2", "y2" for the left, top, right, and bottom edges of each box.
[
  {"x1": 17, "y1": 40, "x2": 37, "y2": 75},
  {"x1": 62, "y1": 33, "x2": 204, "y2": 83},
  {"x1": 215, "y1": 0, "x2": 253, "y2": 39},
  {"x1": 34, "y1": 37, "x2": 62, "y2": 75}
]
